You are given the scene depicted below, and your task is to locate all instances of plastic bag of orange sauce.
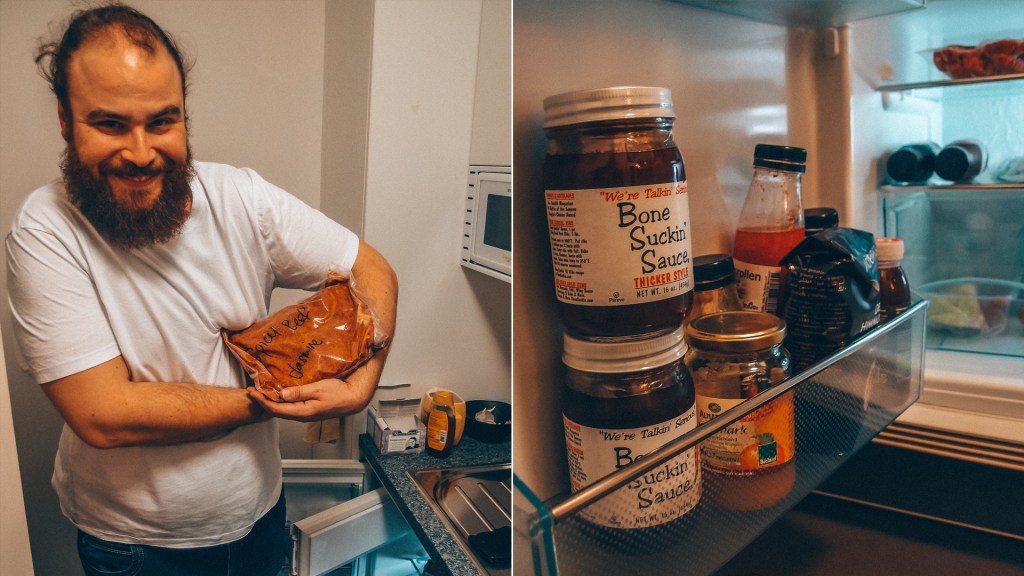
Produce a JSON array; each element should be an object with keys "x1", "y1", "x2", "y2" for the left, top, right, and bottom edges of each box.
[{"x1": 222, "y1": 272, "x2": 390, "y2": 401}]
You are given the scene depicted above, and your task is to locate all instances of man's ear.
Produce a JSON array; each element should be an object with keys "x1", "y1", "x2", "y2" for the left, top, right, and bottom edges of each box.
[{"x1": 58, "y1": 102, "x2": 69, "y2": 142}]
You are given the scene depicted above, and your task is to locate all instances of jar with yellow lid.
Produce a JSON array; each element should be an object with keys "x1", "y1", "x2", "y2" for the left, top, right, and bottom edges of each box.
[{"x1": 683, "y1": 311, "x2": 795, "y2": 510}]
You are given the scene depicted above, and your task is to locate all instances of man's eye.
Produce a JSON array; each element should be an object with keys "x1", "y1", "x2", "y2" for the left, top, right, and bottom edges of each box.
[
  {"x1": 149, "y1": 118, "x2": 176, "y2": 130},
  {"x1": 95, "y1": 120, "x2": 124, "y2": 131}
]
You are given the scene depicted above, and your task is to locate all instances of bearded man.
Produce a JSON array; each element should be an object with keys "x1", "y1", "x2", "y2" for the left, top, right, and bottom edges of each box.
[{"x1": 5, "y1": 3, "x2": 398, "y2": 575}]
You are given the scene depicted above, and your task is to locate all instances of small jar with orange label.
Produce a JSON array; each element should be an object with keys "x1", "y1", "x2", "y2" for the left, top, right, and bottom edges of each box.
[{"x1": 683, "y1": 311, "x2": 795, "y2": 510}]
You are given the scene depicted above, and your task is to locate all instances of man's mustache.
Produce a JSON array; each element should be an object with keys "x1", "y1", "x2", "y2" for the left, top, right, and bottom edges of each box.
[{"x1": 99, "y1": 159, "x2": 169, "y2": 178}]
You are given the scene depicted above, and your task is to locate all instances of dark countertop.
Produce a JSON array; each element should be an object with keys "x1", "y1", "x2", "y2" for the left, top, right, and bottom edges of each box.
[{"x1": 359, "y1": 433, "x2": 511, "y2": 576}]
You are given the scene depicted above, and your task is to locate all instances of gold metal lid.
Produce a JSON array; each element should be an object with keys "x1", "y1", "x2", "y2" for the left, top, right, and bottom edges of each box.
[{"x1": 684, "y1": 311, "x2": 787, "y2": 352}]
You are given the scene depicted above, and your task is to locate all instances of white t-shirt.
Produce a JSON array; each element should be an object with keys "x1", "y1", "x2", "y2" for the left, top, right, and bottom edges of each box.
[{"x1": 5, "y1": 161, "x2": 359, "y2": 547}]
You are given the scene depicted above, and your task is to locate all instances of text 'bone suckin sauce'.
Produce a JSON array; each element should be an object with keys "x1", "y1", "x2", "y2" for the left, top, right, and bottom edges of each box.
[
  {"x1": 542, "y1": 86, "x2": 694, "y2": 339},
  {"x1": 561, "y1": 327, "x2": 701, "y2": 552}
]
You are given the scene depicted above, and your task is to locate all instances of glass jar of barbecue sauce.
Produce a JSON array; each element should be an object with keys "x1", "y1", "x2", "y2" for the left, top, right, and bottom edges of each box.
[
  {"x1": 561, "y1": 328, "x2": 701, "y2": 551},
  {"x1": 542, "y1": 86, "x2": 694, "y2": 339}
]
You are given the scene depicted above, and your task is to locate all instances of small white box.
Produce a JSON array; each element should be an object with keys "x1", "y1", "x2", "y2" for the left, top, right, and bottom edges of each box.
[{"x1": 367, "y1": 399, "x2": 425, "y2": 455}]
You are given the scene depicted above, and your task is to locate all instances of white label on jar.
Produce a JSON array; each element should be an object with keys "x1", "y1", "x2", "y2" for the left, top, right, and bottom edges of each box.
[
  {"x1": 545, "y1": 182, "x2": 693, "y2": 306},
  {"x1": 733, "y1": 259, "x2": 782, "y2": 314},
  {"x1": 562, "y1": 407, "x2": 700, "y2": 529}
]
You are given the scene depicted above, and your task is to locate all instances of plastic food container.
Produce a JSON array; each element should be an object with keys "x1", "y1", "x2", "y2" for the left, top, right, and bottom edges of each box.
[
  {"x1": 418, "y1": 388, "x2": 467, "y2": 445},
  {"x1": 917, "y1": 278, "x2": 1024, "y2": 337},
  {"x1": 929, "y1": 38, "x2": 1024, "y2": 79}
]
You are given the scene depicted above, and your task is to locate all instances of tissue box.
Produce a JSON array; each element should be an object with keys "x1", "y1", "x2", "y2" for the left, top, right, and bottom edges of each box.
[{"x1": 367, "y1": 398, "x2": 425, "y2": 455}]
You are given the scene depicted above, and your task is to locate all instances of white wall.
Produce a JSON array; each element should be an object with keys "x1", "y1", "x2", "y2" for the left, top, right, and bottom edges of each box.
[
  {"x1": 0, "y1": 324, "x2": 33, "y2": 576},
  {"x1": 1, "y1": 1, "x2": 509, "y2": 574},
  {"x1": 363, "y1": 0, "x2": 511, "y2": 404}
]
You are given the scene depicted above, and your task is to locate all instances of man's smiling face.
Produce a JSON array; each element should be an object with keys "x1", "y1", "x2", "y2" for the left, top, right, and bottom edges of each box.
[{"x1": 59, "y1": 28, "x2": 193, "y2": 249}]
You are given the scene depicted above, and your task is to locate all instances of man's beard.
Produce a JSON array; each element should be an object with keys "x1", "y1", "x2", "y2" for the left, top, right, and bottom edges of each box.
[{"x1": 62, "y1": 143, "x2": 195, "y2": 250}]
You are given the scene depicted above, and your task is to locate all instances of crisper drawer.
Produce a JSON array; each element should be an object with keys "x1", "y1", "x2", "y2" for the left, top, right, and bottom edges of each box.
[{"x1": 515, "y1": 300, "x2": 929, "y2": 576}]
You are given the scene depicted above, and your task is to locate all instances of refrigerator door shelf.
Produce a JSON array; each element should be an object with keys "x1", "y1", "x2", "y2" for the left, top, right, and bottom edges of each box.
[
  {"x1": 669, "y1": 0, "x2": 925, "y2": 29},
  {"x1": 283, "y1": 459, "x2": 425, "y2": 576},
  {"x1": 518, "y1": 300, "x2": 929, "y2": 576}
]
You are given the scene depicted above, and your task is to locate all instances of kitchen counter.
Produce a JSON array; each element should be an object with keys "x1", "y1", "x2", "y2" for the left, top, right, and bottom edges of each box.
[{"x1": 359, "y1": 433, "x2": 511, "y2": 576}]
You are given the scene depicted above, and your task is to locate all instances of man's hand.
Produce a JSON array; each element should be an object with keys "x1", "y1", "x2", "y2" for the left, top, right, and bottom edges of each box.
[{"x1": 246, "y1": 368, "x2": 377, "y2": 422}]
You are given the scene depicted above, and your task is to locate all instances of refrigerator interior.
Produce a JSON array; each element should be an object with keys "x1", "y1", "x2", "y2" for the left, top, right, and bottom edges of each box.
[
  {"x1": 513, "y1": 0, "x2": 1023, "y2": 574},
  {"x1": 846, "y1": 0, "x2": 1024, "y2": 434}
]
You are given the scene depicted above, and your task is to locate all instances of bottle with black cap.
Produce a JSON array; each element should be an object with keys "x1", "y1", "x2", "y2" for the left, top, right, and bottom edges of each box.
[
  {"x1": 804, "y1": 207, "x2": 839, "y2": 237},
  {"x1": 733, "y1": 143, "x2": 807, "y2": 316},
  {"x1": 935, "y1": 139, "x2": 987, "y2": 183},
  {"x1": 685, "y1": 253, "x2": 743, "y2": 326},
  {"x1": 886, "y1": 142, "x2": 940, "y2": 184}
]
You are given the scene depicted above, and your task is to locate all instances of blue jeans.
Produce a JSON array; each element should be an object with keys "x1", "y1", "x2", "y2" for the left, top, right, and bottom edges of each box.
[{"x1": 77, "y1": 493, "x2": 286, "y2": 576}]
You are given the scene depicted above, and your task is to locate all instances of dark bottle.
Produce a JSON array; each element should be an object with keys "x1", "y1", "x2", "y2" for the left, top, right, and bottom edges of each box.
[
  {"x1": 886, "y1": 142, "x2": 940, "y2": 184},
  {"x1": 876, "y1": 237, "x2": 911, "y2": 322},
  {"x1": 804, "y1": 207, "x2": 839, "y2": 237},
  {"x1": 935, "y1": 139, "x2": 987, "y2": 182},
  {"x1": 542, "y1": 86, "x2": 694, "y2": 339}
]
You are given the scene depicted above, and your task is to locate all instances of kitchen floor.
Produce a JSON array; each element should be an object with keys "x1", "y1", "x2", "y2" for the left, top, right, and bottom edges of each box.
[{"x1": 716, "y1": 492, "x2": 1024, "y2": 576}]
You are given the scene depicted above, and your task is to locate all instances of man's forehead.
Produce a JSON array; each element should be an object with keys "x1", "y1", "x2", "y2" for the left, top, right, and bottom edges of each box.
[
  {"x1": 72, "y1": 28, "x2": 172, "y2": 68},
  {"x1": 65, "y1": 28, "x2": 183, "y2": 107}
]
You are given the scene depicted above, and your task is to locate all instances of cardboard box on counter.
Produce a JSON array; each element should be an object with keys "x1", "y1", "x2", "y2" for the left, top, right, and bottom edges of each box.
[{"x1": 367, "y1": 398, "x2": 425, "y2": 455}]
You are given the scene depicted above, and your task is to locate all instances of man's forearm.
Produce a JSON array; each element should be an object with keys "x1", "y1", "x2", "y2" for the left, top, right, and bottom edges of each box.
[
  {"x1": 92, "y1": 381, "x2": 267, "y2": 447},
  {"x1": 42, "y1": 356, "x2": 266, "y2": 449}
]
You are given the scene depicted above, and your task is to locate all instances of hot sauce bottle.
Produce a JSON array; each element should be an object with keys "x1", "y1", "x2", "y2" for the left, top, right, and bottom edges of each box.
[
  {"x1": 542, "y1": 86, "x2": 694, "y2": 339},
  {"x1": 733, "y1": 144, "x2": 807, "y2": 316}
]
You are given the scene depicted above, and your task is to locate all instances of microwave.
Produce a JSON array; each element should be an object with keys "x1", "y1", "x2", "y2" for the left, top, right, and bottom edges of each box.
[{"x1": 462, "y1": 165, "x2": 512, "y2": 282}]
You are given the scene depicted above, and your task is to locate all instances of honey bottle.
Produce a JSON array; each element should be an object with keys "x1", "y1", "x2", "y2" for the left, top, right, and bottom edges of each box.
[{"x1": 426, "y1": 390, "x2": 456, "y2": 457}]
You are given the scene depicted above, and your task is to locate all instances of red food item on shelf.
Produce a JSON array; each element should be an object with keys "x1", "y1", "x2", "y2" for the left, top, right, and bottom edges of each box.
[{"x1": 933, "y1": 39, "x2": 1024, "y2": 79}]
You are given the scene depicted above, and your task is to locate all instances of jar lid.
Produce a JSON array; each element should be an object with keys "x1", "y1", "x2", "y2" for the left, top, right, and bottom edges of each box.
[
  {"x1": 804, "y1": 207, "x2": 839, "y2": 234},
  {"x1": 562, "y1": 327, "x2": 685, "y2": 373},
  {"x1": 753, "y1": 144, "x2": 807, "y2": 173},
  {"x1": 875, "y1": 237, "x2": 904, "y2": 261},
  {"x1": 542, "y1": 86, "x2": 675, "y2": 128},
  {"x1": 684, "y1": 311, "x2": 786, "y2": 352},
  {"x1": 693, "y1": 253, "x2": 736, "y2": 290}
]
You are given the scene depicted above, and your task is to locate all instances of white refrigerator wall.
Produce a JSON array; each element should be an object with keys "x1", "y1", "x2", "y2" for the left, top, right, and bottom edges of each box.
[
  {"x1": 0, "y1": 1, "x2": 509, "y2": 574},
  {"x1": 513, "y1": 0, "x2": 795, "y2": 504}
]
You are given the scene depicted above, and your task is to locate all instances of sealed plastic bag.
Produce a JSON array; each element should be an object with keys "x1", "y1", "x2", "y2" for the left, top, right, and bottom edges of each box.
[
  {"x1": 223, "y1": 272, "x2": 390, "y2": 401},
  {"x1": 779, "y1": 228, "x2": 880, "y2": 371}
]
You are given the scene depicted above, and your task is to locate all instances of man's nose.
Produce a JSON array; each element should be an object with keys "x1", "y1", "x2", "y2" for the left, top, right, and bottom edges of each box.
[{"x1": 120, "y1": 127, "x2": 157, "y2": 166}]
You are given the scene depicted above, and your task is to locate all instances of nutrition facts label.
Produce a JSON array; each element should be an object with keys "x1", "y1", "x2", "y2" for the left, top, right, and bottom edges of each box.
[{"x1": 545, "y1": 182, "x2": 693, "y2": 306}]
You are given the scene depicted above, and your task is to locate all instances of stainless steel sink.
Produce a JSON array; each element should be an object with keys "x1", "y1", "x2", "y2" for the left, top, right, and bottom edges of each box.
[{"x1": 409, "y1": 464, "x2": 511, "y2": 576}]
